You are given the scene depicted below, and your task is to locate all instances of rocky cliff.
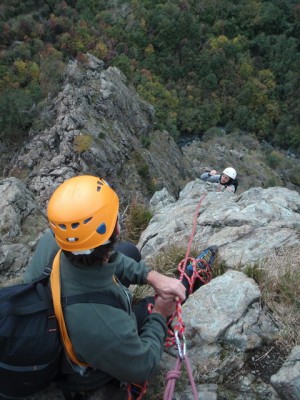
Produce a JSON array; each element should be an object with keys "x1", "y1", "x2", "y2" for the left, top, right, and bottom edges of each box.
[
  {"x1": 4, "y1": 54, "x2": 193, "y2": 208},
  {"x1": 0, "y1": 54, "x2": 299, "y2": 400}
]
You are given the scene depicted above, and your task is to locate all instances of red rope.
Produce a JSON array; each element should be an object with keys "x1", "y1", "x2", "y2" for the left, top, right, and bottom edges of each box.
[
  {"x1": 127, "y1": 382, "x2": 148, "y2": 400},
  {"x1": 163, "y1": 193, "x2": 208, "y2": 400},
  {"x1": 164, "y1": 355, "x2": 198, "y2": 400},
  {"x1": 128, "y1": 193, "x2": 208, "y2": 400},
  {"x1": 166, "y1": 192, "x2": 208, "y2": 347},
  {"x1": 163, "y1": 357, "x2": 181, "y2": 400}
]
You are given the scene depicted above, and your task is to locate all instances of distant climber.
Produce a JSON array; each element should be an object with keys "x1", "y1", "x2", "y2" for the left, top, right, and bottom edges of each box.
[{"x1": 200, "y1": 167, "x2": 238, "y2": 193}]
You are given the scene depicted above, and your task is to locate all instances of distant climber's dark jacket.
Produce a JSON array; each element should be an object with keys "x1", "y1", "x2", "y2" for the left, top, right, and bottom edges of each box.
[
  {"x1": 24, "y1": 230, "x2": 167, "y2": 390},
  {"x1": 200, "y1": 172, "x2": 238, "y2": 193}
]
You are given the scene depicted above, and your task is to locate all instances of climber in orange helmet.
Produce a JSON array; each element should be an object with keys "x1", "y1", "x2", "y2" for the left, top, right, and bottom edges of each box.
[{"x1": 24, "y1": 175, "x2": 186, "y2": 398}]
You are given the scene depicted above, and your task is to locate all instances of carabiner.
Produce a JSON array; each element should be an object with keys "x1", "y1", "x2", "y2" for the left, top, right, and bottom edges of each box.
[{"x1": 174, "y1": 330, "x2": 186, "y2": 360}]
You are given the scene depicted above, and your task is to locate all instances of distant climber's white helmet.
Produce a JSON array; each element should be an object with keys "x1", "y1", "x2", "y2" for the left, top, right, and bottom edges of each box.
[{"x1": 222, "y1": 167, "x2": 236, "y2": 180}]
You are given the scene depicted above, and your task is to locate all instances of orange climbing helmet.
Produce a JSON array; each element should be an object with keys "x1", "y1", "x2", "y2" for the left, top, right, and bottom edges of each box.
[{"x1": 47, "y1": 175, "x2": 119, "y2": 252}]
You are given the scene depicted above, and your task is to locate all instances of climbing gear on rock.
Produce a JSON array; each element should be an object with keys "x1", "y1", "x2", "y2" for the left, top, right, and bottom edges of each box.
[{"x1": 47, "y1": 176, "x2": 119, "y2": 252}]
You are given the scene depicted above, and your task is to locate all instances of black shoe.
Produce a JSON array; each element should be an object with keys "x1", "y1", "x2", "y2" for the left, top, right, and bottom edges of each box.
[
  {"x1": 182, "y1": 245, "x2": 218, "y2": 295},
  {"x1": 195, "y1": 245, "x2": 218, "y2": 270}
]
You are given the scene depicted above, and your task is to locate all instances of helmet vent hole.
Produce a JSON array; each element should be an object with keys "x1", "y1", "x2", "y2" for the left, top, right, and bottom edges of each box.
[
  {"x1": 71, "y1": 222, "x2": 80, "y2": 229},
  {"x1": 96, "y1": 180, "x2": 103, "y2": 191},
  {"x1": 96, "y1": 223, "x2": 106, "y2": 234},
  {"x1": 58, "y1": 224, "x2": 67, "y2": 230},
  {"x1": 83, "y1": 217, "x2": 92, "y2": 224}
]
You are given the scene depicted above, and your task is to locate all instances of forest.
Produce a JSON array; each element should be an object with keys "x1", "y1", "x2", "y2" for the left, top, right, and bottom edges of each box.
[{"x1": 0, "y1": 0, "x2": 299, "y2": 151}]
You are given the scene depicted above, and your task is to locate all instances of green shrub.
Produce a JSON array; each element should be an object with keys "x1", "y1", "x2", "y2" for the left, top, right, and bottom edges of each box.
[
  {"x1": 141, "y1": 136, "x2": 151, "y2": 148},
  {"x1": 265, "y1": 150, "x2": 284, "y2": 169},
  {"x1": 288, "y1": 167, "x2": 300, "y2": 186},
  {"x1": 264, "y1": 176, "x2": 281, "y2": 188},
  {"x1": 204, "y1": 126, "x2": 226, "y2": 139}
]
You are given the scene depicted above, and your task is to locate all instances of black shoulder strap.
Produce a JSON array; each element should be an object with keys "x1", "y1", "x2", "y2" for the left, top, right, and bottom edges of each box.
[
  {"x1": 232, "y1": 178, "x2": 239, "y2": 192},
  {"x1": 0, "y1": 280, "x2": 53, "y2": 317},
  {"x1": 62, "y1": 292, "x2": 127, "y2": 311},
  {"x1": 0, "y1": 297, "x2": 51, "y2": 316}
]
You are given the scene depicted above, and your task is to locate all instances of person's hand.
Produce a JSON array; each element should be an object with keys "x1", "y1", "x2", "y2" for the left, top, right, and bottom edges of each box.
[
  {"x1": 152, "y1": 295, "x2": 177, "y2": 318},
  {"x1": 146, "y1": 271, "x2": 186, "y2": 302},
  {"x1": 210, "y1": 169, "x2": 217, "y2": 175}
]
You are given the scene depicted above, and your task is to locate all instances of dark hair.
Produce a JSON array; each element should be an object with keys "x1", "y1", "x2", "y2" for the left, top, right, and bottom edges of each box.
[
  {"x1": 63, "y1": 231, "x2": 118, "y2": 267},
  {"x1": 220, "y1": 175, "x2": 239, "y2": 193}
]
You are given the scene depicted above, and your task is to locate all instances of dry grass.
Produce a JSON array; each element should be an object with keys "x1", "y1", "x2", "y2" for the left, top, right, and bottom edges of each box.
[
  {"x1": 121, "y1": 198, "x2": 153, "y2": 244},
  {"x1": 151, "y1": 243, "x2": 198, "y2": 277},
  {"x1": 150, "y1": 243, "x2": 225, "y2": 281},
  {"x1": 130, "y1": 243, "x2": 193, "y2": 301},
  {"x1": 131, "y1": 243, "x2": 224, "y2": 301},
  {"x1": 244, "y1": 246, "x2": 300, "y2": 348}
]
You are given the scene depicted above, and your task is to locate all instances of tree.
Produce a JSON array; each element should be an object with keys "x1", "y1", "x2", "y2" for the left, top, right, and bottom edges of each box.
[{"x1": 0, "y1": 87, "x2": 39, "y2": 139}]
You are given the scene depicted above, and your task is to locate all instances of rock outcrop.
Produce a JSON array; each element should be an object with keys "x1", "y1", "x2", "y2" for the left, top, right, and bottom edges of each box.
[
  {"x1": 7, "y1": 54, "x2": 193, "y2": 208},
  {"x1": 0, "y1": 177, "x2": 47, "y2": 283},
  {"x1": 271, "y1": 346, "x2": 300, "y2": 400},
  {"x1": 139, "y1": 179, "x2": 300, "y2": 268}
]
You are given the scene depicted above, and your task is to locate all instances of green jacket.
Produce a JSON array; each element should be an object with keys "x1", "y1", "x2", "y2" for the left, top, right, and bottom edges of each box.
[{"x1": 24, "y1": 230, "x2": 167, "y2": 389}]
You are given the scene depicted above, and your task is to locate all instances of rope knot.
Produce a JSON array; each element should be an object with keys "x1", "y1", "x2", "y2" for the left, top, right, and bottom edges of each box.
[{"x1": 166, "y1": 369, "x2": 181, "y2": 381}]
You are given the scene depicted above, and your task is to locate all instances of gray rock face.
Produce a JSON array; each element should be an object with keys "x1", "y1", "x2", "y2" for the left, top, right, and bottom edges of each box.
[
  {"x1": 270, "y1": 346, "x2": 300, "y2": 400},
  {"x1": 139, "y1": 180, "x2": 300, "y2": 268},
  {"x1": 160, "y1": 271, "x2": 280, "y2": 398},
  {"x1": 0, "y1": 178, "x2": 47, "y2": 282}
]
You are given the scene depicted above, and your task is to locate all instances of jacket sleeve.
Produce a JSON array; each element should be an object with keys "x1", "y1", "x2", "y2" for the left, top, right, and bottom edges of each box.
[
  {"x1": 226, "y1": 184, "x2": 236, "y2": 192},
  {"x1": 22, "y1": 229, "x2": 59, "y2": 282},
  {"x1": 70, "y1": 306, "x2": 167, "y2": 383},
  {"x1": 114, "y1": 253, "x2": 151, "y2": 286},
  {"x1": 200, "y1": 172, "x2": 220, "y2": 183}
]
